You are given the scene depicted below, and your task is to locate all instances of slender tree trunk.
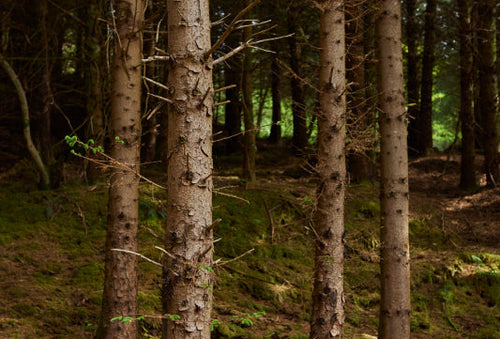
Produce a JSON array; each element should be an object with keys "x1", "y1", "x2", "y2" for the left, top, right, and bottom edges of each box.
[
  {"x1": 162, "y1": 0, "x2": 214, "y2": 337},
  {"x1": 224, "y1": 60, "x2": 242, "y2": 154},
  {"x1": 310, "y1": 1, "x2": 345, "y2": 337},
  {"x1": 477, "y1": 0, "x2": 499, "y2": 187},
  {"x1": 85, "y1": 0, "x2": 106, "y2": 182},
  {"x1": 346, "y1": 0, "x2": 372, "y2": 182},
  {"x1": 0, "y1": 53, "x2": 50, "y2": 188},
  {"x1": 269, "y1": 55, "x2": 282, "y2": 144},
  {"x1": 39, "y1": 0, "x2": 54, "y2": 169},
  {"x1": 142, "y1": 4, "x2": 158, "y2": 163},
  {"x1": 288, "y1": 2, "x2": 309, "y2": 153},
  {"x1": 458, "y1": 0, "x2": 476, "y2": 190},
  {"x1": 417, "y1": 0, "x2": 437, "y2": 155},
  {"x1": 100, "y1": 1, "x2": 144, "y2": 338},
  {"x1": 376, "y1": 0, "x2": 411, "y2": 337},
  {"x1": 242, "y1": 0, "x2": 257, "y2": 182},
  {"x1": 405, "y1": 0, "x2": 421, "y2": 156}
]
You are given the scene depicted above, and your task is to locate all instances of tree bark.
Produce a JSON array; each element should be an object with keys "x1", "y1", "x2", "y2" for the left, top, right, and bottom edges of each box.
[
  {"x1": 376, "y1": 0, "x2": 411, "y2": 337},
  {"x1": 458, "y1": 0, "x2": 476, "y2": 190},
  {"x1": 405, "y1": 0, "x2": 421, "y2": 156},
  {"x1": 269, "y1": 55, "x2": 282, "y2": 144},
  {"x1": 288, "y1": 1, "x2": 309, "y2": 153},
  {"x1": 310, "y1": 1, "x2": 345, "y2": 337},
  {"x1": 162, "y1": 0, "x2": 214, "y2": 337},
  {"x1": 417, "y1": 0, "x2": 437, "y2": 155},
  {"x1": 477, "y1": 0, "x2": 499, "y2": 187},
  {"x1": 242, "y1": 0, "x2": 257, "y2": 182},
  {"x1": 100, "y1": 1, "x2": 144, "y2": 338}
]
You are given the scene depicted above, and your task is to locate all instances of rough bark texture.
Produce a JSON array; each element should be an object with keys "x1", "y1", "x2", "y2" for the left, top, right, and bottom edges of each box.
[
  {"x1": 269, "y1": 55, "x2": 282, "y2": 144},
  {"x1": 161, "y1": 0, "x2": 214, "y2": 337},
  {"x1": 417, "y1": 0, "x2": 437, "y2": 155},
  {"x1": 310, "y1": 1, "x2": 345, "y2": 337},
  {"x1": 376, "y1": 0, "x2": 411, "y2": 337},
  {"x1": 405, "y1": 0, "x2": 420, "y2": 156},
  {"x1": 100, "y1": 1, "x2": 144, "y2": 338},
  {"x1": 458, "y1": 0, "x2": 476, "y2": 190},
  {"x1": 288, "y1": 1, "x2": 309, "y2": 153},
  {"x1": 242, "y1": 0, "x2": 257, "y2": 182},
  {"x1": 477, "y1": 0, "x2": 499, "y2": 187},
  {"x1": 346, "y1": 0, "x2": 373, "y2": 182}
]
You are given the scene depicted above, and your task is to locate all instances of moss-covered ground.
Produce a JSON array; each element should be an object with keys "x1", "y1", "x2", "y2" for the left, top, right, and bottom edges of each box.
[{"x1": 0, "y1": 151, "x2": 498, "y2": 338}]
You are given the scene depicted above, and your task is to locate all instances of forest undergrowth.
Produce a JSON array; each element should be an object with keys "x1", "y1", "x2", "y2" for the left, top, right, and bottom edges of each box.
[{"x1": 0, "y1": 147, "x2": 498, "y2": 338}]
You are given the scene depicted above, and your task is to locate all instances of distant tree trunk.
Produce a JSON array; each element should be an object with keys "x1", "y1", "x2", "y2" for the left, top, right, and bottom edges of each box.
[
  {"x1": 416, "y1": 0, "x2": 437, "y2": 155},
  {"x1": 242, "y1": 0, "x2": 257, "y2": 182},
  {"x1": 100, "y1": 1, "x2": 144, "y2": 338},
  {"x1": 363, "y1": 0, "x2": 378, "y2": 167},
  {"x1": 161, "y1": 0, "x2": 214, "y2": 337},
  {"x1": 288, "y1": 2, "x2": 308, "y2": 153},
  {"x1": 458, "y1": 0, "x2": 476, "y2": 190},
  {"x1": 376, "y1": 0, "x2": 411, "y2": 337},
  {"x1": 310, "y1": 1, "x2": 345, "y2": 337},
  {"x1": 224, "y1": 60, "x2": 242, "y2": 153},
  {"x1": 39, "y1": 0, "x2": 54, "y2": 169},
  {"x1": 405, "y1": 0, "x2": 421, "y2": 156},
  {"x1": 269, "y1": 55, "x2": 282, "y2": 144},
  {"x1": 85, "y1": 0, "x2": 106, "y2": 182},
  {"x1": 0, "y1": 53, "x2": 50, "y2": 188},
  {"x1": 142, "y1": 4, "x2": 158, "y2": 164},
  {"x1": 477, "y1": 0, "x2": 499, "y2": 187},
  {"x1": 346, "y1": 0, "x2": 372, "y2": 182}
]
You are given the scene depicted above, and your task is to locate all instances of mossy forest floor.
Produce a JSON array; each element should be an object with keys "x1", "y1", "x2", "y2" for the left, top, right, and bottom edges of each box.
[{"x1": 0, "y1": 146, "x2": 499, "y2": 338}]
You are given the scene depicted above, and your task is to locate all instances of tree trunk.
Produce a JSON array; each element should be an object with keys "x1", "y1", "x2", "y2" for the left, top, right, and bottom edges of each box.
[
  {"x1": 310, "y1": 1, "x2": 345, "y2": 337},
  {"x1": 405, "y1": 0, "x2": 421, "y2": 156},
  {"x1": 223, "y1": 60, "x2": 242, "y2": 154},
  {"x1": 142, "y1": 4, "x2": 158, "y2": 164},
  {"x1": 477, "y1": 0, "x2": 499, "y2": 187},
  {"x1": 85, "y1": 0, "x2": 106, "y2": 182},
  {"x1": 242, "y1": 0, "x2": 257, "y2": 182},
  {"x1": 269, "y1": 55, "x2": 282, "y2": 144},
  {"x1": 458, "y1": 0, "x2": 476, "y2": 190},
  {"x1": 346, "y1": 0, "x2": 372, "y2": 182},
  {"x1": 100, "y1": 1, "x2": 144, "y2": 338},
  {"x1": 416, "y1": 0, "x2": 437, "y2": 155},
  {"x1": 376, "y1": 0, "x2": 411, "y2": 337},
  {"x1": 288, "y1": 2, "x2": 309, "y2": 153},
  {"x1": 0, "y1": 53, "x2": 50, "y2": 188},
  {"x1": 39, "y1": 0, "x2": 54, "y2": 170},
  {"x1": 161, "y1": 0, "x2": 214, "y2": 337}
]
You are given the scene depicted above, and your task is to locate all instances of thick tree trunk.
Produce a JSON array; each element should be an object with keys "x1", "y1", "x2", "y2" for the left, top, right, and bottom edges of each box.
[
  {"x1": 477, "y1": 0, "x2": 499, "y2": 187},
  {"x1": 269, "y1": 55, "x2": 282, "y2": 144},
  {"x1": 288, "y1": 2, "x2": 309, "y2": 153},
  {"x1": 161, "y1": 0, "x2": 214, "y2": 337},
  {"x1": 100, "y1": 1, "x2": 144, "y2": 338},
  {"x1": 310, "y1": 1, "x2": 345, "y2": 337},
  {"x1": 417, "y1": 0, "x2": 437, "y2": 155},
  {"x1": 405, "y1": 0, "x2": 421, "y2": 156},
  {"x1": 242, "y1": 1, "x2": 257, "y2": 182},
  {"x1": 376, "y1": 1, "x2": 411, "y2": 337},
  {"x1": 346, "y1": 0, "x2": 372, "y2": 182},
  {"x1": 458, "y1": 0, "x2": 476, "y2": 190}
]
